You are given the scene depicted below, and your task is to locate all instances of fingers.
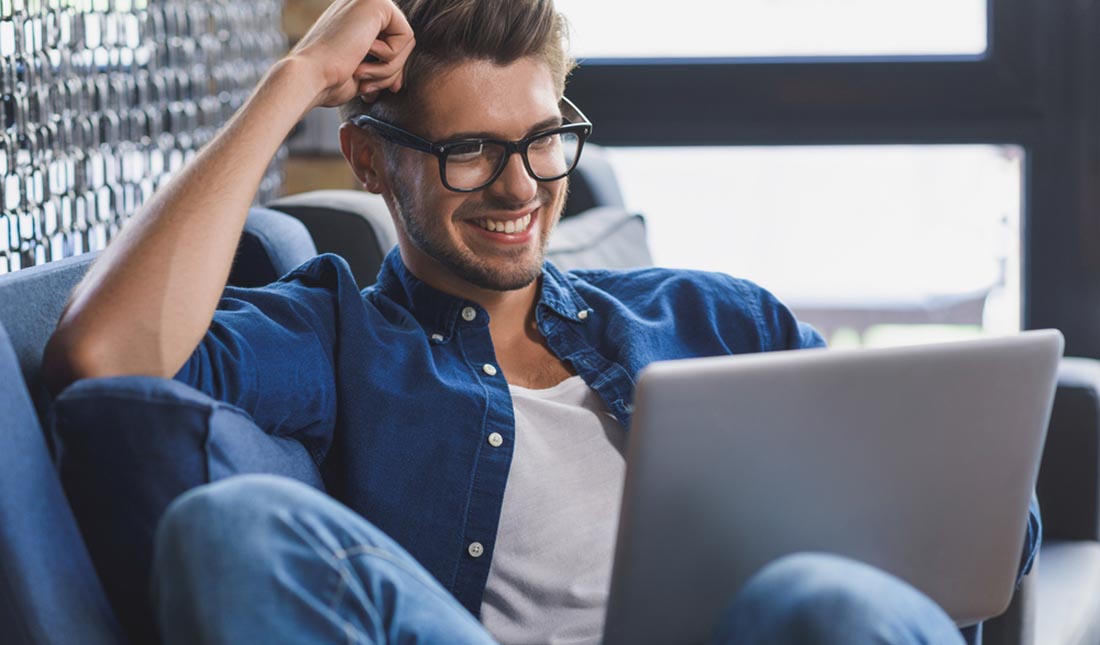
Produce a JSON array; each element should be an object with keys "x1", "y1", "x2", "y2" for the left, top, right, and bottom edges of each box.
[
  {"x1": 377, "y1": 2, "x2": 414, "y2": 48},
  {"x1": 359, "y1": 3, "x2": 414, "y2": 93},
  {"x1": 352, "y1": 33, "x2": 415, "y2": 98},
  {"x1": 297, "y1": 0, "x2": 417, "y2": 107},
  {"x1": 367, "y1": 32, "x2": 415, "y2": 78}
]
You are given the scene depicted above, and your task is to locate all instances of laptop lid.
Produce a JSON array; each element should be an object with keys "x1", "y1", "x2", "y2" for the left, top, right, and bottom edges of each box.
[{"x1": 603, "y1": 330, "x2": 1063, "y2": 645}]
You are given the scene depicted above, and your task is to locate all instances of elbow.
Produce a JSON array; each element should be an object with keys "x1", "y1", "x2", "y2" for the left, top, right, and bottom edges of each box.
[
  {"x1": 43, "y1": 325, "x2": 185, "y2": 395},
  {"x1": 42, "y1": 330, "x2": 93, "y2": 395},
  {"x1": 42, "y1": 328, "x2": 121, "y2": 395}
]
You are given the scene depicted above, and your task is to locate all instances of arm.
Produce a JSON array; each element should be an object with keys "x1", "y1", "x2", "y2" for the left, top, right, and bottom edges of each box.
[
  {"x1": 42, "y1": 0, "x2": 414, "y2": 393},
  {"x1": 1018, "y1": 493, "x2": 1041, "y2": 584}
]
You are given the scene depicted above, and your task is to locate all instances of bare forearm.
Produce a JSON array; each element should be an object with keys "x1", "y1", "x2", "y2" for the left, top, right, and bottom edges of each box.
[
  {"x1": 43, "y1": 0, "x2": 413, "y2": 393},
  {"x1": 44, "y1": 58, "x2": 325, "y2": 389}
]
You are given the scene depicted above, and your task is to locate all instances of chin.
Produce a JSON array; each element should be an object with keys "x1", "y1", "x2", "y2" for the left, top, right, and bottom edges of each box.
[{"x1": 454, "y1": 260, "x2": 543, "y2": 292}]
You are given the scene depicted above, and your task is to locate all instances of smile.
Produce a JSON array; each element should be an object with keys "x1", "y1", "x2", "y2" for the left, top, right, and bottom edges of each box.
[{"x1": 472, "y1": 213, "x2": 533, "y2": 235}]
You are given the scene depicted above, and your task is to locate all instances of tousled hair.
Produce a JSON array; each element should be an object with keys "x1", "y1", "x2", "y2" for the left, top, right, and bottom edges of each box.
[{"x1": 339, "y1": 0, "x2": 575, "y2": 127}]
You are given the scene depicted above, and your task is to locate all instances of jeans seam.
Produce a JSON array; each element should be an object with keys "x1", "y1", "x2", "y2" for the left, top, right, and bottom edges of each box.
[
  {"x1": 282, "y1": 511, "x2": 477, "y2": 640},
  {"x1": 335, "y1": 544, "x2": 475, "y2": 615},
  {"x1": 282, "y1": 513, "x2": 373, "y2": 643}
]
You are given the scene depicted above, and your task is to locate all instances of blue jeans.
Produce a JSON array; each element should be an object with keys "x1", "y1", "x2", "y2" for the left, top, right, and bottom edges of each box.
[{"x1": 151, "y1": 475, "x2": 965, "y2": 645}]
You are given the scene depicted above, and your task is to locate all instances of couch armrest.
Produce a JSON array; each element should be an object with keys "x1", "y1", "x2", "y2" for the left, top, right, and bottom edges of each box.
[
  {"x1": 981, "y1": 565, "x2": 1037, "y2": 645},
  {"x1": 52, "y1": 375, "x2": 325, "y2": 643},
  {"x1": 1036, "y1": 357, "x2": 1100, "y2": 541}
]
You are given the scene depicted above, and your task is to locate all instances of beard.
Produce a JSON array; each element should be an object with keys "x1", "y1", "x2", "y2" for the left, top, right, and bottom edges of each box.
[{"x1": 391, "y1": 178, "x2": 566, "y2": 292}]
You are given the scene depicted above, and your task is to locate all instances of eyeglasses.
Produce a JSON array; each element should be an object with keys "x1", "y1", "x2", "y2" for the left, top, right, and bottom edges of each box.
[{"x1": 351, "y1": 97, "x2": 593, "y2": 193}]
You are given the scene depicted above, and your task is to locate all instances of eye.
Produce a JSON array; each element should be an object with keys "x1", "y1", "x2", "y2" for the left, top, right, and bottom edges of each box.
[
  {"x1": 529, "y1": 133, "x2": 559, "y2": 149},
  {"x1": 447, "y1": 142, "x2": 484, "y2": 162}
]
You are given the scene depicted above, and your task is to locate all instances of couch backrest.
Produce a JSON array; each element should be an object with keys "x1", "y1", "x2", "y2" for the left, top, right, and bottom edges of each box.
[
  {"x1": 267, "y1": 145, "x2": 646, "y2": 289},
  {"x1": 561, "y1": 144, "x2": 626, "y2": 218},
  {"x1": 0, "y1": 322, "x2": 124, "y2": 644},
  {"x1": 0, "y1": 208, "x2": 318, "y2": 424},
  {"x1": 228, "y1": 207, "x2": 319, "y2": 288},
  {"x1": 0, "y1": 253, "x2": 99, "y2": 421},
  {"x1": 266, "y1": 190, "x2": 397, "y2": 290}
]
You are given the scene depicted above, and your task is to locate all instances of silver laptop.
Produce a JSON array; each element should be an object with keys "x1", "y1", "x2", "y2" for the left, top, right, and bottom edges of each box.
[{"x1": 602, "y1": 330, "x2": 1063, "y2": 645}]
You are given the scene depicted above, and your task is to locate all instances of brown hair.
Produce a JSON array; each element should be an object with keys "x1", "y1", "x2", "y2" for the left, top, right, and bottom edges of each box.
[{"x1": 339, "y1": 0, "x2": 575, "y2": 126}]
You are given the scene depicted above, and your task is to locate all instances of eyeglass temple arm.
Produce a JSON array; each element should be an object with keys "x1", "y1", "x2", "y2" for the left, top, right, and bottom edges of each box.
[{"x1": 353, "y1": 115, "x2": 436, "y2": 153}]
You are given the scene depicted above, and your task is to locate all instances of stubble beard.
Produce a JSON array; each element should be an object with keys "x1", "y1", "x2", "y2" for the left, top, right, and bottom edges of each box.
[{"x1": 392, "y1": 180, "x2": 565, "y2": 292}]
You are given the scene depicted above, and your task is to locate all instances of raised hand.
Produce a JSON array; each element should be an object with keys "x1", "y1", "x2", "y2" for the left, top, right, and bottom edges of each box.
[{"x1": 288, "y1": 0, "x2": 416, "y2": 108}]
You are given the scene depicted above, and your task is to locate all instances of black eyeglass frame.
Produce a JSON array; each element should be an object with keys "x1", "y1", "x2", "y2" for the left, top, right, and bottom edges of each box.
[{"x1": 351, "y1": 97, "x2": 594, "y2": 193}]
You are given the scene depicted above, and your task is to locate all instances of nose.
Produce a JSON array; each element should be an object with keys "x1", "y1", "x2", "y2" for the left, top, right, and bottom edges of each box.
[{"x1": 489, "y1": 150, "x2": 538, "y2": 204}]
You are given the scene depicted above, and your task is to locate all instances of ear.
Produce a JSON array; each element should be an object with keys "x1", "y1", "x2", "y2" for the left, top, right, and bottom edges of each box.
[{"x1": 339, "y1": 123, "x2": 389, "y2": 195}]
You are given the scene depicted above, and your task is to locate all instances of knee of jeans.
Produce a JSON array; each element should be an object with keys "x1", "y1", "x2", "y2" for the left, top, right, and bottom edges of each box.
[
  {"x1": 155, "y1": 475, "x2": 320, "y2": 567},
  {"x1": 738, "y1": 553, "x2": 901, "y2": 628},
  {"x1": 749, "y1": 552, "x2": 888, "y2": 598}
]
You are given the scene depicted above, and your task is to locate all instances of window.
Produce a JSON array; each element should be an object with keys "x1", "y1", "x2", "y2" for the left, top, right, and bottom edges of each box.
[
  {"x1": 561, "y1": 0, "x2": 1100, "y2": 358},
  {"x1": 608, "y1": 144, "x2": 1021, "y2": 346},
  {"x1": 558, "y1": 0, "x2": 987, "y2": 59}
]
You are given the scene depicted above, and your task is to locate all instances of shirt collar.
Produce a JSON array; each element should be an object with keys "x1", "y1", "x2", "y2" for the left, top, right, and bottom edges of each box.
[{"x1": 374, "y1": 248, "x2": 592, "y2": 339}]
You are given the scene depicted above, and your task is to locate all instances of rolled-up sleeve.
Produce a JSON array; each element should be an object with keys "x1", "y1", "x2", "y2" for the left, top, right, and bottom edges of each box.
[{"x1": 174, "y1": 256, "x2": 351, "y2": 458}]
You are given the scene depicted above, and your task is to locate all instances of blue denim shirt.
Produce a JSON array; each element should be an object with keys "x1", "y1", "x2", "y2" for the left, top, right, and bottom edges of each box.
[{"x1": 176, "y1": 249, "x2": 1037, "y2": 639}]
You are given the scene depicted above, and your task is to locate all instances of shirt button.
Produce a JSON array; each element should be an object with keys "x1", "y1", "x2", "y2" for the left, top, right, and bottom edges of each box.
[
  {"x1": 468, "y1": 541, "x2": 485, "y2": 558},
  {"x1": 461, "y1": 306, "x2": 477, "y2": 322},
  {"x1": 430, "y1": 333, "x2": 444, "y2": 343},
  {"x1": 482, "y1": 363, "x2": 498, "y2": 376},
  {"x1": 488, "y1": 432, "x2": 503, "y2": 447},
  {"x1": 577, "y1": 309, "x2": 589, "y2": 321}
]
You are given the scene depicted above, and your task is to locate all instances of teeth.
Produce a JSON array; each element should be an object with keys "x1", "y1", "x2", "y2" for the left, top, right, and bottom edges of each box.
[{"x1": 475, "y1": 213, "x2": 532, "y2": 234}]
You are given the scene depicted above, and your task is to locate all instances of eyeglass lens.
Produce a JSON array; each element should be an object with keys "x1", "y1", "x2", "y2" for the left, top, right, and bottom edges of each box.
[{"x1": 444, "y1": 131, "x2": 582, "y2": 190}]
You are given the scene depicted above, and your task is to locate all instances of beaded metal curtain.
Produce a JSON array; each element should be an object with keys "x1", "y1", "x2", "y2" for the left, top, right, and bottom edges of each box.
[{"x1": 0, "y1": 0, "x2": 286, "y2": 274}]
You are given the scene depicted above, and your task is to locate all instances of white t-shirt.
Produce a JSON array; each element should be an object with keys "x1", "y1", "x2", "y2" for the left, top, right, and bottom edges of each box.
[{"x1": 480, "y1": 375, "x2": 628, "y2": 645}]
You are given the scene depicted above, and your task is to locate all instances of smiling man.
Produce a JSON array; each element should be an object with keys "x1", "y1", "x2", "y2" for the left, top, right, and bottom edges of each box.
[{"x1": 43, "y1": 0, "x2": 1013, "y2": 643}]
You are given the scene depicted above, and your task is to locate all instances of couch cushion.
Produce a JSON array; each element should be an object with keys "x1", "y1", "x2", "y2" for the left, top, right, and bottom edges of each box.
[
  {"x1": 1036, "y1": 540, "x2": 1100, "y2": 645},
  {"x1": 52, "y1": 376, "x2": 325, "y2": 643},
  {"x1": 547, "y1": 207, "x2": 653, "y2": 271}
]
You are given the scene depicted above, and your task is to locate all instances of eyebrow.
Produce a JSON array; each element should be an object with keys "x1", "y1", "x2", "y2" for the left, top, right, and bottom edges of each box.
[{"x1": 440, "y1": 115, "x2": 565, "y2": 142}]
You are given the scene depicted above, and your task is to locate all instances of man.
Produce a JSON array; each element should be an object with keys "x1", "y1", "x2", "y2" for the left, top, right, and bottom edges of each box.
[{"x1": 42, "y1": 0, "x2": 1029, "y2": 642}]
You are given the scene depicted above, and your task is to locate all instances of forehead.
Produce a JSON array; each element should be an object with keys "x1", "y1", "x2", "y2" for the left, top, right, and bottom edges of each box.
[{"x1": 418, "y1": 57, "x2": 561, "y2": 140}]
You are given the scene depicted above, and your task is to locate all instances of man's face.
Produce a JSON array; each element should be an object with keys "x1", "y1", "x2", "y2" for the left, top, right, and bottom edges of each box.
[{"x1": 382, "y1": 57, "x2": 568, "y2": 293}]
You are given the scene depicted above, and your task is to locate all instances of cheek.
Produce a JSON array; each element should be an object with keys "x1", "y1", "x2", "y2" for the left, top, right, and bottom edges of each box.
[
  {"x1": 544, "y1": 181, "x2": 568, "y2": 220},
  {"x1": 397, "y1": 161, "x2": 455, "y2": 221}
]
